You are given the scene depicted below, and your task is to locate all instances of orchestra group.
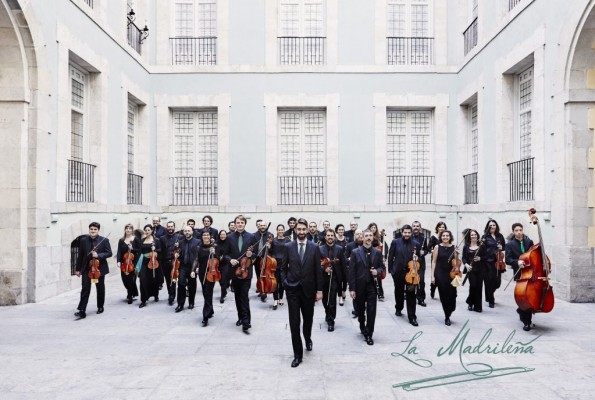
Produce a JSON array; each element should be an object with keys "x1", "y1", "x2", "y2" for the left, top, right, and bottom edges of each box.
[{"x1": 74, "y1": 212, "x2": 551, "y2": 368}]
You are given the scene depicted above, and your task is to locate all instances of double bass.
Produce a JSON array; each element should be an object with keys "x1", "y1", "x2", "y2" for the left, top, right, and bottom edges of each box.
[
  {"x1": 514, "y1": 208, "x2": 555, "y2": 313},
  {"x1": 256, "y1": 234, "x2": 277, "y2": 294}
]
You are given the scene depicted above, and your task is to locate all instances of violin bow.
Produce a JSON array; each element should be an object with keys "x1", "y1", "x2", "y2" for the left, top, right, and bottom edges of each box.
[{"x1": 87, "y1": 232, "x2": 111, "y2": 256}]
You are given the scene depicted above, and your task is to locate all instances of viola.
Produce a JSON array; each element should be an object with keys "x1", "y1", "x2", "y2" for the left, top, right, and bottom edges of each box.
[
  {"x1": 206, "y1": 245, "x2": 222, "y2": 283},
  {"x1": 121, "y1": 246, "x2": 135, "y2": 275},
  {"x1": 171, "y1": 244, "x2": 180, "y2": 284},
  {"x1": 514, "y1": 208, "x2": 555, "y2": 313},
  {"x1": 405, "y1": 246, "x2": 420, "y2": 285},
  {"x1": 88, "y1": 257, "x2": 101, "y2": 284},
  {"x1": 257, "y1": 235, "x2": 277, "y2": 294}
]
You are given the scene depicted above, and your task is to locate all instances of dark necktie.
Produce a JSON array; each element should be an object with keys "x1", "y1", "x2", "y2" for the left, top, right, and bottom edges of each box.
[
  {"x1": 520, "y1": 240, "x2": 525, "y2": 253},
  {"x1": 238, "y1": 233, "x2": 243, "y2": 252},
  {"x1": 184, "y1": 241, "x2": 190, "y2": 263},
  {"x1": 299, "y1": 243, "x2": 305, "y2": 262}
]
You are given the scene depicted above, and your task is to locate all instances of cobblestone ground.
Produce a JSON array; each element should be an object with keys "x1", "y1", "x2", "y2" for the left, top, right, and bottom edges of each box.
[{"x1": 1, "y1": 270, "x2": 593, "y2": 399}]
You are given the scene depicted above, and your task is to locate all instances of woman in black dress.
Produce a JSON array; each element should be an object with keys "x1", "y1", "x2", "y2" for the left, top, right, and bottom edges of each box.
[
  {"x1": 431, "y1": 230, "x2": 458, "y2": 325},
  {"x1": 138, "y1": 224, "x2": 163, "y2": 308},
  {"x1": 216, "y1": 229, "x2": 232, "y2": 302},
  {"x1": 367, "y1": 222, "x2": 386, "y2": 300},
  {"x1": 334, "y1": 224, "x2": 348, "y2": 306},
  {"x1": 481, "y1": 220, "x2": 506, "y2": 308},
  {"x1": 116, "y1": 223, "x2": 140, "y2": 304},
  {"x1": 462, "y1": 229, "x2": 485, "y2": 312},
  {"x1": 271, "y1": 224, "x2": 290, "y2": 310},
  {"x1": 428, "y1": 222, "x2": 447, "y2": 299}
]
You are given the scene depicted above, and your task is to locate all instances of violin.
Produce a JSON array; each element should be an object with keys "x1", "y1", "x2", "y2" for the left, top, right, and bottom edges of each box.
[
  {"x1": 256, "y1": 234, "x2": 277, "y2": 294},
  {"x1": 514, "y1": 208, "x2": 554, "y2": 313},
  {"x1": 171, "y1": 242, "x2": 180, "y2": 284},
  {"x1": 496, "y1": 250, "x2": 507, "y2": 272},
  {"x1": 205, "y1": 242, "x2": 221, "y2": 284},
  {"x1": 405, "y1": 246, "x2": 420, "y2": 285},
  {"x1": 88, "y1": 257, "x2": 101, "y2": 284},
  {"x1": 449, "y1": 247, "x2": 463, "y2": 280},
  {"x1": 147, "y1": 242, "x2": 159, "y2": 278},
  {"x1": 235, "y1": 244, "x2": 254, "y2": 280},
  {"x1": 121, "y1": 244, "x2": 135, "y2": 275}
]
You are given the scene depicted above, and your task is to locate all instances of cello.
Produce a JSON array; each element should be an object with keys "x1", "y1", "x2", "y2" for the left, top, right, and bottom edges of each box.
[
  {"x1": 514, "y1": 208, "x2": 555, "y2": 313},
  {"x1": 256, "y1": 234, "x2": 277, "y2": 294}
]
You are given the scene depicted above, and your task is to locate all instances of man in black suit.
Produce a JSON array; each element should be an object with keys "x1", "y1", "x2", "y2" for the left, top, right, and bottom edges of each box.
[
  {"x1": 280, "y1": 218, "x2": 324, "y2": 367},
  {"x1": 175, "y1": 225, "x2": 200, "y2": 312},
  {"x1": 345, "y1": 220, "x2": 358, "y2": 243},
  {"x1": 152, "y1": 216, "x2": 167, "y2": 238},
  {"x1": 307, "y1": 221, "x2": 321, "y2": 243},
  {"x1": 349, "y1": 229, "x2": 384, "y2": 345},
  {"x1": 411, "y1": 221, "x2": 429, "y2": 307},
  {"x1": 74, "y1": 222, "x2": 113, "y2": 319},
  {"x1": 284, "y1": 217, "x2": 297, "y2": 241},
  {"x1": 226, "y1": 215, "x2": 256, "y2": 332},
  {"x1": 319, "y1": 229, "x2": 346, "y2": 332},
  {"x1": 197, "y1": 215, "x2": 218, "y2": 239},
  {"x1": 505, "y1": 223, "x2": 535, "y2": 331}
]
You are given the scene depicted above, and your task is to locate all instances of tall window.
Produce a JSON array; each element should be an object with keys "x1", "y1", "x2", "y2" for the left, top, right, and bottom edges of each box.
[
  {"x1": 70, "y1": 64, "x2": 87, "y2": 161},
  {"x1": 470, "y1": 103, "x2": 478, "y2": 172},
  {"x1": 278, "y1": 109, "x2": 326, "y2": 205},
  {"x1": 387, "y1": 0, "x2": 433, "y2": 65},
  {"x1": 387, "y1": 110, "x2": 432, "y2": 175},
  {"x1": 171, "y1": 0, "x2": 217, "y2": 65},
  {"x1": 518, "y1": 66, "x2": 532, "y2": 159},
  {"x1": 127, "y1": 101, "x2": 137, "y2": 173},
  {"x1": 173, "y1": 111, "x2": 218, "y2": 177},
  {"x1": 278, "y1": 0, "x2": 326, "y2": 65}
]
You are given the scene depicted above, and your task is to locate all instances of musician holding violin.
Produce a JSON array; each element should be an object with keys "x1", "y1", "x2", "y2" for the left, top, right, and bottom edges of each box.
[
  {"x1": 116, "y1": 224, "x2": 140, "y2": 305},
  {"x1": 193, "y1": 231, "x2": 223, "y2": 327},
  {"x1": 481, "y1": 219, "x2": 506, "y2": 309},
  {"x1": 138, "y1": 224, "x2": 163, "y2": 308},
  {"x1": 431, "y1": 230, "x2": 458, "y2": 326},
  {"x1": 462, "y1": 229, "x2": 485, "y2": 312},
  {"x1": 159, "y1": 221, "x2": 181, "y2": 306},
  {"x1": 227, "y1": 215, "x2": 257, "y2": 333},
  {"x1": 505, "y1": 222, "x2": 535, "y2": 331},
  {"x1": 74, "y1": 222, "x2": 113, "y2": 320},
  {"x1": 348, "y1": 229, "x2": 384, "y2": 345},
  {"x1": 271, "y1": 224, "x2": 291, "y2": 310},
  {"x1": 174, "y1": 225, "x2": 200, "y2": 312},
  {"x1": 387, "y1": 224, "x2": 421, "y2": 326},
  {"x1": 368, "y1": 223, "x2": 386, "y2": 300},
  {"x1": 319, "y1": 229, "x2": 347, "y2": 332}
]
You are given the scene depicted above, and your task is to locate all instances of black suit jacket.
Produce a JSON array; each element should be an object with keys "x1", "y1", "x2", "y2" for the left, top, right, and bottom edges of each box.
[
  {"x1": 280, "y1": 240, "x2": 324, "y2": 297},
  {"x1": 226, "y1": 231, "x2": 257, "y2": 280},
  {"x1": 76, "y1": 235, "x2": 113, "y2": 275},
  {"x1": 348, "y1": 246, "x2": 384, "y2": 293},
  {"x1": 319, "y1": 244, "x2": 346, "y2": 284},
  {"x1": 505, "y1": 236, "x2": 534, "y2": 279}
]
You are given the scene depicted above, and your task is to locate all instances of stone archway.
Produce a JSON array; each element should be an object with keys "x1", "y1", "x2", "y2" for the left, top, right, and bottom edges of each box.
[{"x1": 0, "y1": 0, "x2": 37, "y2": 305}]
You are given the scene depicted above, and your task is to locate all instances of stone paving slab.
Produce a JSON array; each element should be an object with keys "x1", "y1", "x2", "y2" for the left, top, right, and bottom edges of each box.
[{"x1": 1, "y1": 272, "x2": 594, "y2": 399}]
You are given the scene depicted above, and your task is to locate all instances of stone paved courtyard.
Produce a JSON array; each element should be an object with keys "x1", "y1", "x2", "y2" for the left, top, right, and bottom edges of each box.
[{"x1": 1, "y1": 271, "x2": 593, "y2": 399}]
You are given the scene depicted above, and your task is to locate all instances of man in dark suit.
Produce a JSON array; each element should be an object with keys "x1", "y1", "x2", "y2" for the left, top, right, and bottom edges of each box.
[
  {"x1": 74, "y1": 222, "x2": 113, "y2": 319},
  {"x1": 152, "y1": 216, "x2": 167, "y2": 238},
  {"x1": 411, "y1": 221, "x2": 429, "y2": 307},
  {"x1": 197, "y1": 215, "x2": 218, "y2": 240},
  {"x1": 280, "y1": 218, "x2": 324, "y2": 367},
  {"x1": 175, "y1": 225, "x2": 200, "y2": 312},
  {"x1": 226, "y1": 215, "x2": 256, "y2": 332},
  {"x1": 505, "y1": 222, "x2": 535, "y2": 331},
  {"x1": 349, "y1": 229, "x2": 384, "y2": 345},
  {"x1": 307, "y1": 221, "x2": 321, "y2": 243},
  {"x1": 319, "y1": 229, "x2": 346, "y2": 332}
]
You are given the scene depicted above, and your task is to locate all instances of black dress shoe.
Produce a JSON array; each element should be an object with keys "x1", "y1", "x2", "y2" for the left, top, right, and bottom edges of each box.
[
  {"x1": 175, "y1": 306, "x2": 183, "y2": 313},
  {"x1": 409, "y1": 319, "x2": 418, "y2": 327},
  {"x1": 352, "y1": 310, "x2": 358, "y2": 318},
  {"x1": 468, "y1": 305, "x2": 473, "y2": 311},
  {"x1": 365, "y1": 336, "x2": 374, "y2": 345},
  {"x1": 154, "y1": 297, "x2": 159, "y2": 302},
  {"x1": 188, "y1": 303, "x2": 194, "y2": 310},
  {"x1": 236, "y1": 320, "x2": 242, "y2": 326},
  {"x1": 378, "y1": 295, "x2": 384, "y2": 302},
  {"x1": 418, "y1": 301, "x2": 427, "y2": 307},
  {"x1": 96, "y1": 307, "x2": 104, "y2": 314},
  {"x1": 395, "y1": 310, "x2": 403, "y2": 317},
  {"x1": 489, "y1": 303, "x2": 495, "y2": 308},
  {"x1": 523, "y1": 323, "x2": 531, "y2": 331},
  {"x1": 328, "y1": 325, "x2": 334, "y2": 332},
  {"x1": 306, "y1": 340, "x2": 313, "y2": 351},
  {"x1": 242, "y1": 324, "x2": 251, "y2": 332},
  {"x1": 475, "y1": 308, "x2": 482, "y2": 313},
  {"x1": 168, "y1": 299, "x2": 174, "y2": 306},
  {"x1": 272, "y1": 304, "x2": 277, "y2": 310},
  {"x1": 139, "y1": 302, "x2": 146, "y2": 308},
  {"x1": 291, "y1": 357, "x2": 302, "y2": 368},
  {"x1": 127, "y1": 298, "x2": 133, "y2": 304},
  {"x1": 220, "y1": 297, "x2": 225, "y2": 304},
  {"x1": 74, "y1": 311, "x2": 86, "y2": 319},
  {"x1": 445, "y1": 318, "x2": 451, "y2": 326},
  {"x1": 201, "y1": 319, "x2": 208, "y2": 327},
  {"x1": 260, "y1": 294, "x2": 267, "y2": 302}
]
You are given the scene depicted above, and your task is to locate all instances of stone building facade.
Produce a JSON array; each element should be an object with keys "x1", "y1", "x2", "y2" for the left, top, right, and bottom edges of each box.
[{"x1": 0, "y1": 0, "x2": 593, "y2": 305}]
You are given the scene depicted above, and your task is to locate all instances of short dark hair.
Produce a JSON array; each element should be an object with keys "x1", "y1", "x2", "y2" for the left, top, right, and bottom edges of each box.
[
  {"x1": 203, "y1": 215, "x2": 213, "y2": 224},
  {"x1": 296, "y1": 218, "x2": 308, "y2": 227},
  {"x1": 89, "y1": 222, "x2": 101, "y2": 230},
  {"x1": 287, "y1": 217, "x2": 297, "y2": 224},
  {"x1": 441, "y1": 230, "x2": 454, "y2": 244},
  {"x1": 277, "y1": 224, "x2": 285, "y2": 231},
  {"x1": 401, "y1": 224, "x2": 412, "y2": 232},
  {"x1": 143, "y1": 224, "x2": 153, "y2": 232},
  {"x1": 325, "y1": 229, "x2": 336, "y2": 237},
  {"x1": 166, "y1": 221, "x2": 175, "y2": 227},
  {"x1": 334, "y1": 223, "x2": 345, "y2": 233},
  {"x1": 512, "y1": 222, "x2": 523, "y2": 231},
  {"x1": 187, "y1": 219, "x2": 196, "y2": 224},
  {"x1": 234, "y1": 215, "x2": 247, "y2": 224},
  {"x1": 434, "y1": 222, "x2": 447, "y2": 233}
]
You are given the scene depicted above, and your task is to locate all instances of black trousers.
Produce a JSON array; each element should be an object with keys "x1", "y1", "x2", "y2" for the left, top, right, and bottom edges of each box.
[
  {"x1": 139, "y1": 265, "x2": 162, "y2": 303},
  {"x1": 232, "y1": 278, "x2": 251, "y2": 325},
  {"x1": 77, "y1": 274, "x2": 105, "y2": 312},
  {"x1": 436, "y1": 276, "x2": 457, "y2": 318},
  {"x1": 273, "y1": 262, "x2": 284, "y2": 301},
  {"x1": 377, "y1": 276, "x2": 384, "y2": 297},
  {"x1": 322, "y1": 276, "x2": 338, "y2": 324},
  {"x1": 354, "y1": 281, "x2": 377, "y2": 336},
  {"x1": 285, "y1": 286, "x2": 315, "y2": 359},
  {"x1": 466, "y1": 266, "x2": 486, "y2": 311},
  {"x1": 517, "y1": 308, "x2": 533, "y2": 324},
  {"x1": 177, "y1": 267, "x2": 197, "y2": 307},
  {"x1": 484, "y1": 263, "x2": 501, "y2": 304},
  {"x1": 392, "y1": 272, "x2": 417, "y2": 320},
  {"x1": 199, "y1": 274, "x2": 215, "y2": 320},
  {"x1": 416, "y1": 263, "x2": 427, "y2": 302},
  {"x1": 162, "y1": 261, "x2": 177, "y2": 302},
  {"x1": 120, "y1": 270, "x2": 138, "y2": 300},
  {"x1": 218, "y1": 262, "x2": 230, "y2": 298}
]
